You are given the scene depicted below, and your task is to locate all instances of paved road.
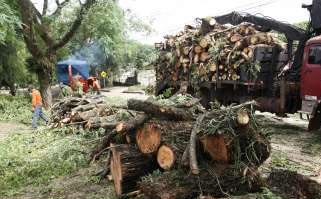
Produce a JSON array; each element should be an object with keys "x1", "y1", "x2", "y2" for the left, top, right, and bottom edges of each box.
[{"x1": 101, "y1": 86, "x2": 149, "y2": 101}]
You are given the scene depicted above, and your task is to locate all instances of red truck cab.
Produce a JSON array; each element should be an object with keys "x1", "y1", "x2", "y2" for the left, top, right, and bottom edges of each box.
[{"x1": 300, "y1": 36, "x2": 321, "y2": 114}]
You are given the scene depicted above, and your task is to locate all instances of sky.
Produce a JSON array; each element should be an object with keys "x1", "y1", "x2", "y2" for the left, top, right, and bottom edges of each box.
[{"x1": 118, "y1": 0, "x2": 313, "y2": 44}]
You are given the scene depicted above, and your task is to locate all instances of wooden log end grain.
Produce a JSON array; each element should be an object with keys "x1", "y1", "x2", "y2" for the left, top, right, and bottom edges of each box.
[
  {"x1": 136, "y1": 123, "x2": 161, "y2": 154},
  {"x1": 157, "y1": 145, "x2": 176, "y2": 170}
]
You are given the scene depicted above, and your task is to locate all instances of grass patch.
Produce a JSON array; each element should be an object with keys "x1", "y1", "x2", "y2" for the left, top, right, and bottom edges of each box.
[
  {"x1": 0, "y1": 127, "x2": 98, "y2": 196},
  {"x1": 0, "y1": 95, "x2": 31, "y2": 124}
]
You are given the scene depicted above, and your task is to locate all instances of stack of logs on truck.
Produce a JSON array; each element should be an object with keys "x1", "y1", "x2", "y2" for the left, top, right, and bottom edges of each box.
[{"x1": 154, "y1": 19, "x2": 295, "y2": 113}]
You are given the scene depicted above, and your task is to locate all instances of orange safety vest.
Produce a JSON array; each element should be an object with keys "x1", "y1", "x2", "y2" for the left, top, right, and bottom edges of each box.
[{"x1": 32, "y1": 89, "x2": 42, "y2": 108}]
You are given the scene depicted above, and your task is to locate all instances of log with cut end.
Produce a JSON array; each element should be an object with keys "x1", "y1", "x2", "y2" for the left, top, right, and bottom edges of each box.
[
  {"x1": 136, "y1": 120, "x2": 192, "y2": 156},
  {"x1": 194, "y1": 45, "x2": 203, "y2": 54},
  {"x1": 115, "y1": 113, "x2": 149, "y2": 134},
  {"x1": 200, "y1": 52, "x2": 210, "y2": 62},
  {"x1": 110, "y1": 144, "x2": 157, "y2": 196},
  {"x1": 230, "y1": 33, "x2": 242, "y2": 42},
  {"x1": 237, "y1": 109, "x2": 250, "y2": 127},
  {"x1": 156, "y1": 122, "x2": 191, "y2": 169},
  {"x1": 127, "y1": 99, "x2": 195, "y2": 121},
  {"x1": 199, "y1": 37, "x2": 209, "y2": 48},
  {"x1": 200, "y1": 134, "x2": 231, "y2": 164}
]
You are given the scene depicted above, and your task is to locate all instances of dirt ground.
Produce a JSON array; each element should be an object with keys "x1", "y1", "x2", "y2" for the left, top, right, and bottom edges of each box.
[{"x1": 1, "y1": 89, "x2": 321, "y2": 199}]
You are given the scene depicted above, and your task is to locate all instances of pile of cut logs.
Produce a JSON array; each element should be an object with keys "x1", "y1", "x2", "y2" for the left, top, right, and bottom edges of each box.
[
  {"x1": 51, "y1": 96, "x2": 139, "y2": 130},
  {"x1": 51, "y1": 95, "x2": 271, "y2": 198},
  {"x1": 155, "y1": 19, "x2": 284, "y2": 94}
]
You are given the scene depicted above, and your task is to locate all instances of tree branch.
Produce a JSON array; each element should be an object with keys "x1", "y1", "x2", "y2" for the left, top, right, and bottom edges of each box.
[
  {"x1": 42, "y1": 0, "x2": 48, "y2": 16},
  {"x1": 52, "y1": 0, "x2": 96, "y2": 51},
  {"x1": 19, "y1": 0, "x2": 44, "y2": 58},
  {"x1": 51, "y1": 0, "x2": 72, "y2": 17}
]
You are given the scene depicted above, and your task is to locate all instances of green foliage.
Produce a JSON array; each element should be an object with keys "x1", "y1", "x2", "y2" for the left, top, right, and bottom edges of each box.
[
  {"x1": 157, "y1": 87, "x2": 174, "y2": 99},
  {"x1": 123, "y1": 40, "x2": 157, "y2": 70},
  {"x1": 0, "y1": 0, "x2": 20, "y2": 43},
  {"x1": 143, "y1": 84, "x2": 155, "y2": 95},
  {"x1": 0, "y1": 128, "x2": 89, "y2": 196},
  {"x1": 258, "y1": 188, "x2": 283, "y2": 199},
  {"x1": 0, "y1": 95, "x2": 31, "y2": 123}
]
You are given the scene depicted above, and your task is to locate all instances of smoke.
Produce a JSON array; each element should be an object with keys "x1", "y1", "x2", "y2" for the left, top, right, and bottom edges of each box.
[{"x1": 68, "y1": 40, "x2": 106, "y2": 68}]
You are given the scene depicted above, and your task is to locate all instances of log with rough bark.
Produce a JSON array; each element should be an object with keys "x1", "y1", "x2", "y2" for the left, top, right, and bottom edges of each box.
[
  {"x1": 136, "y1": 120, "x2": 193, "y2": 156},
  {"x1": 110, "y1": 144, "x2": 157, "y2": 196},
  {"x1": 155, "y1": 121, "x2": 192, "y2": 170},
  {"x1": 85, "y1": 116, "x2": 118, "y2": 129},
  {"x1": 139, "y1": 166, "x2": 263, "y2": 199},
  {"x1": 127, "y1": 99, "x2": 195, "y2": 121},
  {"x1": 115, "y1": 113, "x2": 149, "y2": 134}
]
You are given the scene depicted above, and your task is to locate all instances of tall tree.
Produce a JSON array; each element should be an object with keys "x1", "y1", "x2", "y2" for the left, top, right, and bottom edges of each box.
[{"x1": 18, "y1": 0, "x2": 97, "y2": 107}]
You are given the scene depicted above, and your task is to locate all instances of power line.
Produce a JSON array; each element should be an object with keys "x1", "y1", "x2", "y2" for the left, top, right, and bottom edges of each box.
[{"x1": 238, "y1": 0, "x2": 278, "y2": 12}]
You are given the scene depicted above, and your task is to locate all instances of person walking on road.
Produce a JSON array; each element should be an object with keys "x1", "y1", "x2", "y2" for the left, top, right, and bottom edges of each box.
[{"x1": 28, "y1": 86, "x2": 49, "y2": 129}]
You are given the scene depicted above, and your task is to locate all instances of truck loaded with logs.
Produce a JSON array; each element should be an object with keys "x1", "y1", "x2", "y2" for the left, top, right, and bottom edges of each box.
[{"x1": 155, "y1": 0, "x2": 321, "y2": 130}]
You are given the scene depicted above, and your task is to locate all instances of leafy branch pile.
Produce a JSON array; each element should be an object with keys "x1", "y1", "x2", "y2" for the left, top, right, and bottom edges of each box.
[{"x1": 0, "y1": 95, "x2": 31, "y2": 124}]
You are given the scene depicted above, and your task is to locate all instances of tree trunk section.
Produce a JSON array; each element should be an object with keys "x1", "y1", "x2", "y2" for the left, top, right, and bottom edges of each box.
[
  {"x1": 110, "y1": 144, "x2": 156, "y2": 196},
  {"x1": 38, "y1": 70, "x2": 52, "y2": 108},
  {"x1": 128, "y1": 99, "x2": 195, "y2": 121}
]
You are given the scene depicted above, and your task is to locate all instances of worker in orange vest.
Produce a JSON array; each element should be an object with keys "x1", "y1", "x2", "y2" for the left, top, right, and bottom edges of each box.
[{"x1": 28, "y1": 86, "x2": 49, "y2": 129}]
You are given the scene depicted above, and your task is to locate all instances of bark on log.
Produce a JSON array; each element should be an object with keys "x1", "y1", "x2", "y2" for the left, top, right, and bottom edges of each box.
[
  {"x1": 155, "y1": 121, "x2": 192, "y2": 169},
  {"x1": 110, "y1": 144, "x2": 157, "y2": 196},
  {"x1": 115, "y1": 113, "x2": 149, "y2": 134},
  {"x1": 200, "y1": 134, "x2": 231, "y2": 164},
  {"x1": 127, "y1": 99, "x2": 195, "y2": 121},
  {"x1": 85, "y1": 116, "x2": 117, "y2": 129}
]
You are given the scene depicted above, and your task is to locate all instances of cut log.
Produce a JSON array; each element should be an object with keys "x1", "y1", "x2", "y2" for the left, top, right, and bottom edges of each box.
[
  {"x1": 71, "y1": 108, "x2": 99, "y2": 122},
  {"x1": 136, "y1": 120, "x2": 192, "y2": 155},
  {"x1": 209, "y1": 63, "x2": 217, "y2": 72},
  {"x1": 200, "y1": 134, "x2": 231, "y2": 163},
  {"x1": 115, "y1": 113, "x2": 149, "y2": 134},
  {"x1": 85, "y1": 116, "x2": 117, "y2": 129},
  {"x1": 199, "y1": 37, "x2": 209, "y2": 48},
  {"x1": 200, "y1": 52, "x2": 210, "y2": 62},
  {"x1": 136, "y1": 122, "x2": 161, "y2": 154},
  {"x1": 127, "y1": 99, "x2": 195, "y2": 121},
  {"x1": 194, "y1": 45, "x2": 203, "y2": 54},
  {"x1": 183, "y1": 46, "x2": 190, "y2": 55},
  {"x1": 236, "y1": 109, "x2": 250, "y2": 127},
  {"x1": 110, "y1": 144, "x2": 156, "y2": 196},
  {"x1": 156, "y1": 123, "x2": 191, "y2": 169},
  {"x1": 230, "y1": 33, "x2": 242, "y2": 42}
]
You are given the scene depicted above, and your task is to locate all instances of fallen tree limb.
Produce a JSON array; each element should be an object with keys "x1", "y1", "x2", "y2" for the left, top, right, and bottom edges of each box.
[{"x1": 128, "y1": 99, "x2": 195, "y2": 121}]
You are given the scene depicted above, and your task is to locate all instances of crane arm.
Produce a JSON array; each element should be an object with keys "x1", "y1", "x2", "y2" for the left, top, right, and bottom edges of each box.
[{"x1": 212, "y1": 12, "x2": 307, "y2": 41}]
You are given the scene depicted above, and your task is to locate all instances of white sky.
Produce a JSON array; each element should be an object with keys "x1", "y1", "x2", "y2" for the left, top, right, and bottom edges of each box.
[
  {"x1": 118, "y1": 0, "x2": 312, "y2": 44},
  {"x1": 32, "y1": 0, "x2": 313, "y2": 44}
]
